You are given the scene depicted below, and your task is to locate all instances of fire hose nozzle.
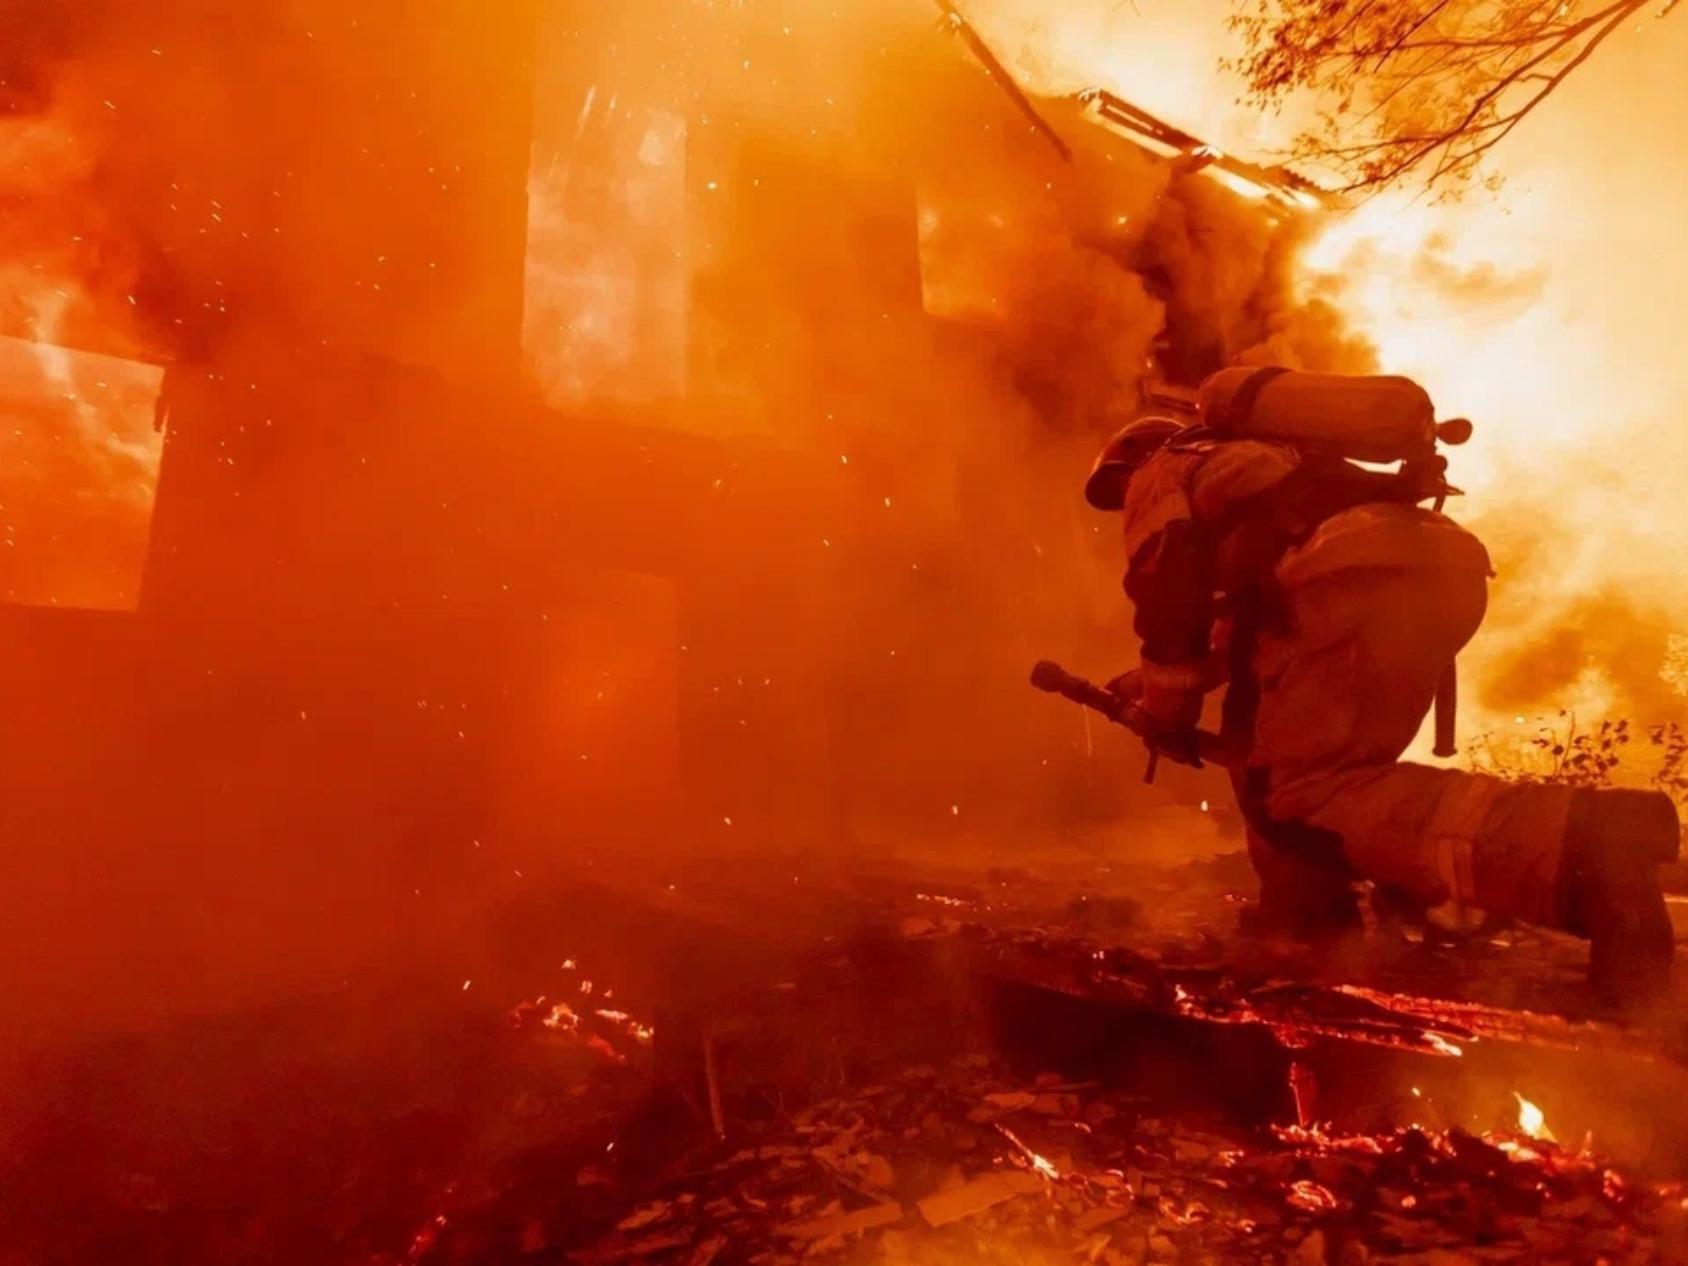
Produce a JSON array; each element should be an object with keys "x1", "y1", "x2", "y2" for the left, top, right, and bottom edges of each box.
[{"x1": 1029, "y1": 659, "x2": 1234, "y2": 780}]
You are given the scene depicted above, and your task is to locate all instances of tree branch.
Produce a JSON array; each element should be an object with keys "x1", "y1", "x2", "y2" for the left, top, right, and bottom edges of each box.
[{"x1": 1234, "y1": 0, "x2": 1660, "y2": 193}]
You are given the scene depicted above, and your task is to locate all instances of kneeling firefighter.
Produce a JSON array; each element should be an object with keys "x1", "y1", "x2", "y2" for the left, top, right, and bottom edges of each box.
[{"x1": 1085, "y1": 367, "x2": 1679, "y2": 1005}]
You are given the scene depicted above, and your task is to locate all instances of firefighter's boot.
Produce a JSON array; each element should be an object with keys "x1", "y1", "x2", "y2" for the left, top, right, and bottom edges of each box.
[
  {"x1": 1246, "y1": 828, "x2": 1361, "y2": 939},
  {"x1": 1559, "y1": 788, "x2": 1680, "y2": 1007}
]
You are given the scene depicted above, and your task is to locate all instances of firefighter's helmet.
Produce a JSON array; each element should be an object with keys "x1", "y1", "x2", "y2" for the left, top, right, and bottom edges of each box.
[{"x1": 1084, "y1": 415, "x2": 1186, "y2": 511}]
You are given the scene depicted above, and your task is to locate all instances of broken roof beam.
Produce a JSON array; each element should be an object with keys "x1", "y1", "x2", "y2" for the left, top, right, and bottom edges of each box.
[
  {"x1": 1077, "y1": 87, "x2": 1332, "y2": 214},
  {"x1": 935, "y1": 0, "x2": 1074, "y2": 163}
]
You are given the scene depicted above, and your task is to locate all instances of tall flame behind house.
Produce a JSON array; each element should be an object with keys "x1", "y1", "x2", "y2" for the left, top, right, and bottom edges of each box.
[{"x1": 0, "y1": 0, "x2": 1328, "y2": 1029}]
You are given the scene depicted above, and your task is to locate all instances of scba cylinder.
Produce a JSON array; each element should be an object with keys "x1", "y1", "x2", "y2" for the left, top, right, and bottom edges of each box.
[{"x1": 1197, "y1": 367, "x2": 1469, "y2": 463}]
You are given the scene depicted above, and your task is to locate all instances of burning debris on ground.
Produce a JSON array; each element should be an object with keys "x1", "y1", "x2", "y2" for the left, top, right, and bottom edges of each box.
[
  {"x1": 6, "y1": 853, "x2": 1688, "y2": 1266},
  {"x1": 481, "y1": 863, "x2": 1688, "y2": 1265},
  {"x1": 446, "y1": 1040, "x2": 1687, "y2": 1265}
]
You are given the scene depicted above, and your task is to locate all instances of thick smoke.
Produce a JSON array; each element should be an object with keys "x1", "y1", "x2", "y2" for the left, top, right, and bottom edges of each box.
[
  {"x1": 544, "y1": 3, "x2": 1385, "y2": 842},
  {"x1": 0, "y1": 1, "x2": 1396, "y2": 1032},
  {"x1": 3, "y1": 0, "x2": 1384, "y2": 836}
]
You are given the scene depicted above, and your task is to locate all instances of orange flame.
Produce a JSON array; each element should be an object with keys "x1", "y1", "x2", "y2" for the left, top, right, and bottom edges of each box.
[
  {"x1": 995, "y1": 1123, "x2": 1062, "y2": 1181},
  {"x1": 1514, "y1": 1092, "x2": 1556, "y2": 1143}
]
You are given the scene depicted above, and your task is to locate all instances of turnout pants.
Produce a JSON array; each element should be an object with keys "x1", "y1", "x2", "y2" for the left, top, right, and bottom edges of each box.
[{"x1": 1238, "y1": 504, "x2": 1574, "y2": 927}]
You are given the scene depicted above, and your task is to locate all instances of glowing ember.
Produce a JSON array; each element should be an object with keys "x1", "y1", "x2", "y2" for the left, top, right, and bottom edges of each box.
[
  {"x1": 1157, "y1": 1197, "x2": 1211, "y2": 1227},
  {"x1": 542, "y1": 1002, "x2": 579, "y2": 1032},
  {"x1": 508, "y1": 964, "x2": 656, "y2": 1061},
  {"x1": 1285, "y1": 1179, "x2": 1340, "y2": 1213},
  {"x1": 1271, "y1": 1123, "x2": 1387, "y2": 1156},
  {"x1": 594, "y1": 1009, "x2": 655, "y2": 1043},
  {"x1": 407, "y1": 1213, "x2": 447, "y2": 1263},
  {"x1": 916, "y1": 892, "x2": 971, "y2": 909}
]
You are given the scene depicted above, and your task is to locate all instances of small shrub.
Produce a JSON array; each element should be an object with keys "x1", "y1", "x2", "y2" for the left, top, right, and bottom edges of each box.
[{"x1": 1468, "y1": 713, "x2": 1688, "y2": 806}]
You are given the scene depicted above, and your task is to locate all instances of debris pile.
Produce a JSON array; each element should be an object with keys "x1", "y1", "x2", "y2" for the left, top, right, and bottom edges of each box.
[{"x1": 556, "y1": 1056, "x2": 1686, "y2": 1266}]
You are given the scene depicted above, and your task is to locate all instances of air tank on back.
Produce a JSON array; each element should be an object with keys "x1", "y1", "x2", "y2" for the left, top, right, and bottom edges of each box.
[{"x1": 1197, "y1": 367, "x2": 1472, "y2": 463}]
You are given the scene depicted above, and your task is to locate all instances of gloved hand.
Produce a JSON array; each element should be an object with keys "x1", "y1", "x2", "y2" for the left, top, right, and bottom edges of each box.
[
  {"x1": 1398, "y1": 455, "x2": 1456, "y2": 506},
  {"x1": 1105, "y1": 668, "x2": 1145, "y2": 707},
  {"x1": 1138, "y1": 659, "x2": 1207, "y2": 730},
  {"x1": 1130, "y1": 659, "x2": 1208, "y2": 765}
]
